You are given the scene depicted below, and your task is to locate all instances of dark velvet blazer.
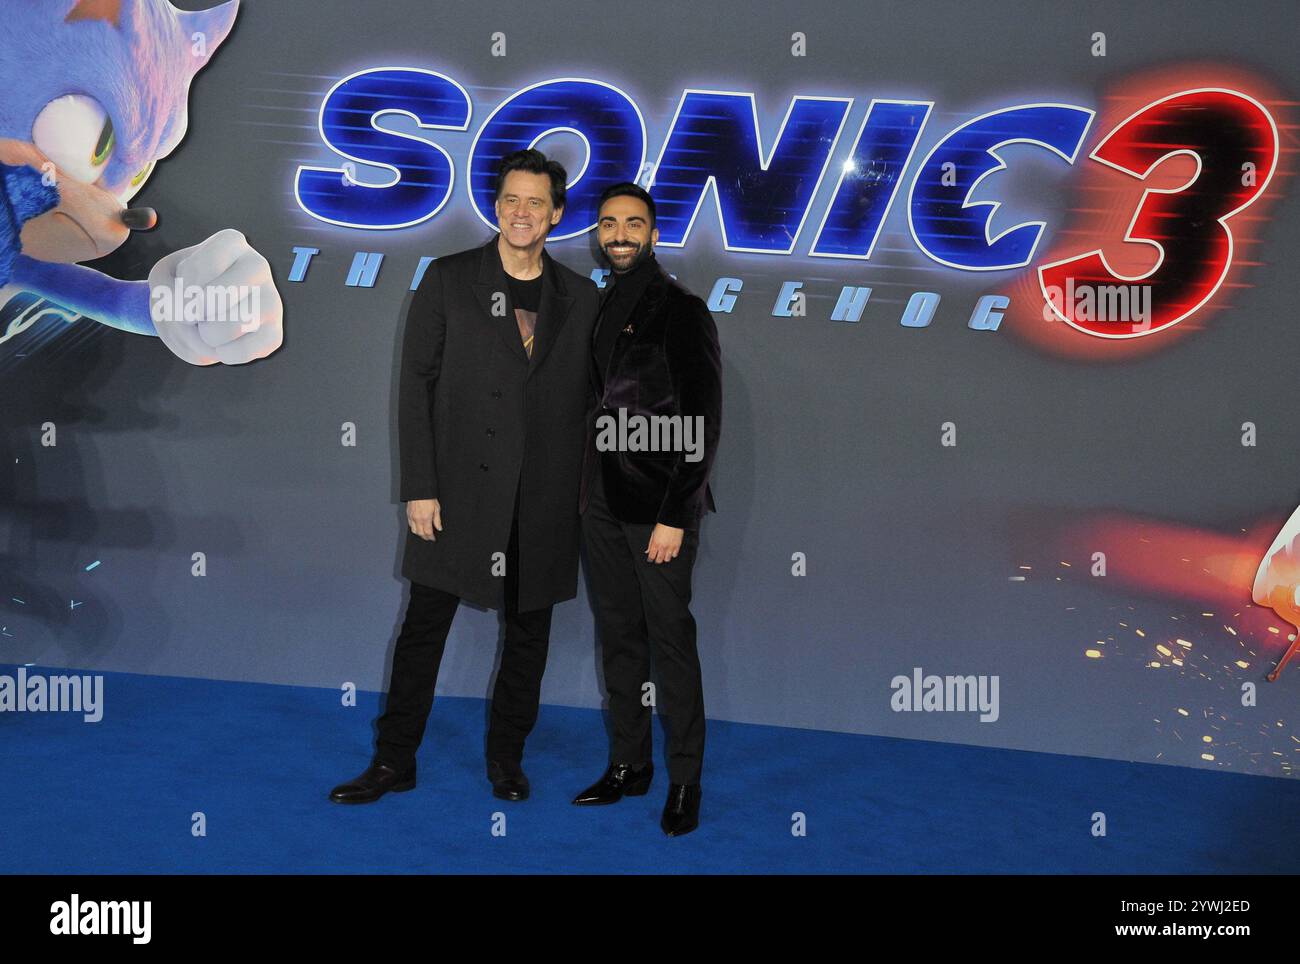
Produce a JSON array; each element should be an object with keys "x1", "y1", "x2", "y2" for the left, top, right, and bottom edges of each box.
[{"x1": 580, "y1": 261, "x2": 722, "y2": 529}]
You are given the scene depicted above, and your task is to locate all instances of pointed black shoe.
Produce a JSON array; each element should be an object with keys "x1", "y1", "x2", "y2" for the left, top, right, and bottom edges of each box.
[
  {"x1": 571, "y1": 762, "x2": 654, "y2": 805},
  {"x1": 487, "y1": 759, "x2": 530, "y2": 801},
  {"x1": 660, "y1": 783, "x2": 701, "y2": 836},
  {"x1": 328, "y1": 761, "x2": 416, "y2": 804}
]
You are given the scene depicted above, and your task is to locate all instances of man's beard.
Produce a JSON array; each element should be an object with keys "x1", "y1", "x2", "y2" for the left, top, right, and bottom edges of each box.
[{"x1": 603, "y1": 242, "x2": 652, "y2": 273}]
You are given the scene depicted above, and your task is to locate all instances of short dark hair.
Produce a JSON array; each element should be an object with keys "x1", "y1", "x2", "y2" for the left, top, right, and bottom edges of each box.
[
  {"x1": 494, "y1": 149, "x2": 567, "y2": 210},
  {"x1": 597, "y1": 182, "x2": 656, "y2": 230}
]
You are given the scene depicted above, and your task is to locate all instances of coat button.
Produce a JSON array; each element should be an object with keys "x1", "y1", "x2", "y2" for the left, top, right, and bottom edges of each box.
[
  {"x1": 479, "y1": 463, "x2": 489, "y2": 471},
  {"x1": 491, "y1": 390, "x2": 502, "y2": 398},
  {"x1": 485, "y1": 428, "x2": 495, "y2": 438}
]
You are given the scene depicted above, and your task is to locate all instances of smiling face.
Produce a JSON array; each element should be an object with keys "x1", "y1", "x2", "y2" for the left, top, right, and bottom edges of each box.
[
  {"x1": 597, "y1": 194, "x2": 658, "y2": 273},
  {"x1": 494, "y1": 169, "x2": 563, "y2": 252}
]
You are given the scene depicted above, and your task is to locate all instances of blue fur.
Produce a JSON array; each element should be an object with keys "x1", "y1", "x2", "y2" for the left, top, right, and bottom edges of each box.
[{"x1": 1, "y1": 163, "x2": 60, "y2": 287}]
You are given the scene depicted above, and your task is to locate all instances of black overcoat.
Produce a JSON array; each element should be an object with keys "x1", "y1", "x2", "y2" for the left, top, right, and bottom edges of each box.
[{"x1": 397, "y1": 236, "x2": 600, "y2": 611}]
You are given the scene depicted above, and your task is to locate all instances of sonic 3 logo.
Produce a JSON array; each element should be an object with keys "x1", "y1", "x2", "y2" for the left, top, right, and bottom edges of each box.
[{"x1": 294, "y1": 70, "x2": 1279, "y2": 340}]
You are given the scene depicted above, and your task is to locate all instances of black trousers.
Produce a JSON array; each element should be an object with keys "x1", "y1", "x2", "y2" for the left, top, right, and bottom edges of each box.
[
  {"x1": 581, "y1": 467, "x2": 705, "y2": 785},
  {"x1": 374, "y1": 498, "x2": 553, "y2": 770}
]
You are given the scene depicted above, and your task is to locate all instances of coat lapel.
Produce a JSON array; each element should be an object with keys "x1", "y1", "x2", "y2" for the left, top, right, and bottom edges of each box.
[
  {"x1": 472, "y1": 237, "x2": 530, "y2": 365},
  {"x1": 471, "y1": 236, "x2": 574, "y2": 376},
  {"x1": 591, "y1": 279, "x2": 619, "y2": 348},
  {"x1": 527, "y1": 247, "x2": 573, "y2": 378}
]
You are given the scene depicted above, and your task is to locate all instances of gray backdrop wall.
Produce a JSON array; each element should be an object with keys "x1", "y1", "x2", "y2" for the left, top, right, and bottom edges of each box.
[{"x1": 5, "y1": 0, "x2": 1299, "y2": 778}]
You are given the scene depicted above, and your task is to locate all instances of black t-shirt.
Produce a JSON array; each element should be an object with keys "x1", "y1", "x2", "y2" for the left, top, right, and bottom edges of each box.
[
  {"x1": 507, "y1": 271, "x2": 543, "y2": 313},
  {"x1": 507, "y1": 267, "x2": 543, "y2": 357}
]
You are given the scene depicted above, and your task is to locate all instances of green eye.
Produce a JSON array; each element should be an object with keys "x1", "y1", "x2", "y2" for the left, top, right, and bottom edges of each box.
[
  {"x1": 91, "y1": 117, "x2": 115, "y2": 167},
  {"x1": 130, "y1": 160, "x2": 154, "y2": 187}
]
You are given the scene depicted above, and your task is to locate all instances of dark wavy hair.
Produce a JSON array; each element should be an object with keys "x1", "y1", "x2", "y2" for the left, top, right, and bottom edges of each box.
[{"x1": 494, "y1": 148, "x2": 567, "y2": 210}]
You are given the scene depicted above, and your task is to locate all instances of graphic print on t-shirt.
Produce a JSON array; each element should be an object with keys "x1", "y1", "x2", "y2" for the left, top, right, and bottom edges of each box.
[{"x1": 507, "y1": 271, "x2": 543, "y2": 358}]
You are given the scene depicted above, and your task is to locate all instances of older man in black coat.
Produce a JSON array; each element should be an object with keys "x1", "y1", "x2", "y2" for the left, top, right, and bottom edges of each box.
[{"x1": 330, "y1": 149, "x2": 600, "y2": 804}]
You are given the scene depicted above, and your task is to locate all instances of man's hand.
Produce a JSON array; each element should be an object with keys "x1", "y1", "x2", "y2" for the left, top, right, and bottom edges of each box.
[
  {"x1": 407, "y1": 498, "x2": 443, "y2": 541},
  {"x1": 645, "y1": 523, "x2": 684, "y2": 564}
]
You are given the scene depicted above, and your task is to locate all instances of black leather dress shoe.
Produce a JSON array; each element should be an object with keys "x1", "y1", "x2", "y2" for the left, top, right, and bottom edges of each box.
[
  {"x1": 328, "y1": 761, "x2": 416, "y2": 804},
  {"x1": 660, "y1": 783, "x2": 701, "y2": 836},
  {"x1": 486, "y1": 759, "x2": 530, "y2": 801},
  {"x1": 571, "y1": 762, "x2": 654, "y2": 805}
]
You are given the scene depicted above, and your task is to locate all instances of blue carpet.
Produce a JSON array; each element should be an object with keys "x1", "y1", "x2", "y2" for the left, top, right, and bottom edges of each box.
[{"x1": 2, "y1": 665, "x2": 1298, "y2": 874}]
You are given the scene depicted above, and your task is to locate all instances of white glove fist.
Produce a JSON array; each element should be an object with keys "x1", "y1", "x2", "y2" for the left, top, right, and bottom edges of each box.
[{"x1": 148, "y1": 227, "x2": 284, "y2": 365}]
